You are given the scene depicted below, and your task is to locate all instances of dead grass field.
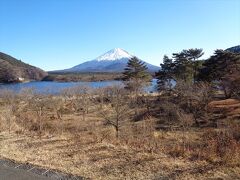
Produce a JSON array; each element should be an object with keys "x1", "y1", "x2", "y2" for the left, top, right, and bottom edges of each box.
[
  {"x1": 0, "y1": 91, "x2": 240, "y2": 179},
  {"x1": 1, "y1": 130, "x2": 240, "y2": 180}
]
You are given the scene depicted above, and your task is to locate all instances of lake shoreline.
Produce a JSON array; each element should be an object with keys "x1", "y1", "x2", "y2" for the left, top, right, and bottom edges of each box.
[{"x1": 44, "y1": 72, "x2": 123, "y2": 82}]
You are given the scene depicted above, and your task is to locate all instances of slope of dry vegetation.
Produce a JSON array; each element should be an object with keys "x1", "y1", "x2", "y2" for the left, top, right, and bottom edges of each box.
[
  {"x1": 0, "y1": 85, "x2": 240, "y2": 179},
  {"x1": 0, "y1": 52, "x2": 47, "y2": 83}
]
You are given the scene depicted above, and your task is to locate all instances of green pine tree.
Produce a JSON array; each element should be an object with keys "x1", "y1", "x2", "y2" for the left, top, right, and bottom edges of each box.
[
  {"x1": 123, "y1": 56, "x2": 151, "y2": 91},
  {"x1": 173, "y1": 48, "x2": 204, "y2": 83},
  {"x1": 199, "y1": 49, "x2": 240, "y2": 98},
  {"x1": 186, "y1": 48, "x2": 204, "y2": 82},
  {"x1": 123, "y1": 56, "x2": 151, "y2": 116},
  {"x1": 156, "y1": 55, "x2": 174, "y2": 92}
]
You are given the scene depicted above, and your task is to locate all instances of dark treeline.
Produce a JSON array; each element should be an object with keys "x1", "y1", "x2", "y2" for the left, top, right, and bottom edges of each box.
[
  {"x1": 156, "y1": 48, "x2": 240, "y2": 98},
  {"x1": 44, "y1": 72, "x2": 123, "y2": 82}
]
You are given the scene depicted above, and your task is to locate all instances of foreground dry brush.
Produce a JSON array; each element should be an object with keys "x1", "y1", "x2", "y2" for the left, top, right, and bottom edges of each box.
[{"x1": 0, "y1": 85, "x2": 240, "y2": 179}]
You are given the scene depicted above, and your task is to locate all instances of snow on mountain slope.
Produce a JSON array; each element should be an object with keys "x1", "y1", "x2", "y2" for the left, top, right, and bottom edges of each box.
[
  {"x1": 96, "y1": 48, "x2": 133, "y2": 61},
  {"x1": 226, "y1": 45, "x2": 240, "y2": 53},
  {"x1": 59, "y1": 48, "x2": 160, "y2": 72}
]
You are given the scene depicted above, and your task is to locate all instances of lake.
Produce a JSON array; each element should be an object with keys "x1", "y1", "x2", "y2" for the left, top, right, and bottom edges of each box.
[{"x1": 0, "y1": 79, "x2": 158, "y2": 94}]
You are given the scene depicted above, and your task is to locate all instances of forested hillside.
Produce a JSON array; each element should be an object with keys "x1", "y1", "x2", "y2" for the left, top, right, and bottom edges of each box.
[{"x1": 0, "y1": 52, "x2": 47, "y2": 83}]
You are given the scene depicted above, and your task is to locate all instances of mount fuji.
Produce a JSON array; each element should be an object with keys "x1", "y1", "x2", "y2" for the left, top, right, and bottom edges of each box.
[{"x1": 58, "y1": 48, "x2": 160, "y2": 73}]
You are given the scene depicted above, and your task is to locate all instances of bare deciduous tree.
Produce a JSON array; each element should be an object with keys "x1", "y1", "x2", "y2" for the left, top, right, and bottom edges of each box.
[
  {"x1": 100, "y1": 85, "x2": 132, "y2": 139},
  {"x1": 95, "y1": 87, "x2": 107, "y2": 110},
  {"x1": 29, "y1": 95, "x2": 50, "y2": 139},
  {"x1": 72, "y1": 86, "x2": 92, "y2": 122},
  {"x1": 177, "y1": 109, "x2": 194, "y2": 154},
  {"x1": 175, "y1": 81, "x2": 213, "y2": 126},
  {"x1": 0, "y1": 89, "x2": 17, "y2": 133},
  {"x1": 50, "y1": 97, "x2": 65, "y2": 134}
]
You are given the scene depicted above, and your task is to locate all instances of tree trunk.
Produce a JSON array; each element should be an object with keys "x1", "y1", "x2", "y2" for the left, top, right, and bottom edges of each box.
[
  {"x1": 38, "y1": 107, "x2": 43, "y2": 139},
  {"x1": 135, "y1": 89, "x2": 139, "y2": 116}
]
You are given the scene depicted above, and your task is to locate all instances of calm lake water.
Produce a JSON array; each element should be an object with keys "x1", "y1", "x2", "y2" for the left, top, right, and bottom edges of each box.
[{"x1": 0, "y1": 79, "x2": 158, "y2": 94}]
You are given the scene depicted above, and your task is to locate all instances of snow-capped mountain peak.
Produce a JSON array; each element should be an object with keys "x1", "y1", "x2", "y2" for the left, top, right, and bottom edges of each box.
[
  {"x1": 95, "y1": 48, "x2": 133, "y2": 61},
  {"x1": 56, "y1": 48, "x2": 160, "y2": 73}
]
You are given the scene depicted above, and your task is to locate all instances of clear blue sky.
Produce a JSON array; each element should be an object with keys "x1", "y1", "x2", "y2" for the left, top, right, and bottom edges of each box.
[{"x1": 0, "y1": 0, "x2": 239, "y2": 71}]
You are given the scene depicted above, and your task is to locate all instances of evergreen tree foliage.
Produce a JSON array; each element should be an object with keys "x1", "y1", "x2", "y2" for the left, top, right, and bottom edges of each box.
[
  {"x1": 123, "y1": 56, "x2": 151, "y2": 116},
  {"x1": 123, "y1": 57, "x2": 150, "y2": 80},
  {"x1": 172, "y1": 51, "x2": 194, "y2": 82},
  {"x1": 123, "y1": 56, "x2": 151, "y2": 91},
  {"x1": 186, "y1": 48, "x2": 204, "y2": 82},
  {"x1": 173, "y1": 48, "x2": 204, "y2": 83},
  {"x1": 156, "y1": 55, "x2": 174, "y2": 91},
  {"x1": 199, "y1": 50, "x2": 240, "y2": 81},
  {"x1": 199, "y1": 50, "x2": 240, "y2": 98},
  {"x1": 156, "y1": 48, "x2": 204, "y2": 92},
  {"x1": 186, "y1": 48, "x2": 204, "y2": 61}
]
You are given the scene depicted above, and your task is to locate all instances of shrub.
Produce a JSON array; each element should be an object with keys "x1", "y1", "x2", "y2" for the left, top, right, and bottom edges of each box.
[{"x1": 200, "y1": 129, "x2": 240, "y2": 165}]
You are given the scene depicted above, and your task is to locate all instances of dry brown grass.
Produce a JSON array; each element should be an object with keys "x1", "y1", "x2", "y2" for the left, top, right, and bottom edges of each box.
[
  {"x1": 0, "y1": 92, "x2": 240, "y2": 179},
  {"x1": 208, "y1": 99, "x2": 240, "y2": 119},
  {"x1": 1, "y1": 128, "x2": 240, "y2": 179}
]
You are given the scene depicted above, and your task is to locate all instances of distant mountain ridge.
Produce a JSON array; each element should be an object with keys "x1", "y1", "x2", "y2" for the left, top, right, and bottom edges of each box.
[
  {"x1": 226, "y1": 45, "x2": 240, "y2": 53},
  {"x1": 57, "y1": 48, "x2": 160, "y2": 73},
  {"x1": 0, "y1": 52, "x2": 47, "y2": 83}
]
